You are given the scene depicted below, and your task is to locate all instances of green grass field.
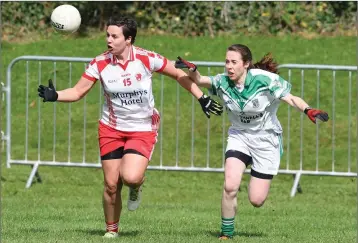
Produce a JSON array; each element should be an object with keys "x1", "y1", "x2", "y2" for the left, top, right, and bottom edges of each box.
[{"x1": 1, "y1": 32, "x2": 357, "y2": 243}]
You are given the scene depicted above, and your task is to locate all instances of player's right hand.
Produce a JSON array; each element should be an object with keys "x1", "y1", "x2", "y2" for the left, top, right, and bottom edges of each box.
[
  {"x1": 175, "y1": 56, "x2": 197, "y2": 72},
  {"x1": 198, "y1": 94, "x2": 223, "y2": 118},
  {"x1": 38, "y1": 79, "x2": 58, "y2": 102}
]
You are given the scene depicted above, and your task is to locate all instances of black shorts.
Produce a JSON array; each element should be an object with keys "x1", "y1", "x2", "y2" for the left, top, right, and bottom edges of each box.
[{"x1": 101, "y1": 146, "x2": 145, "y2": 160}]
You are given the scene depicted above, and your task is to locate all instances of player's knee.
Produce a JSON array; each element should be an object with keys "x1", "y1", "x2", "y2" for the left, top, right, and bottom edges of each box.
[
  {"x1": 104, "y1": 183, "x2": 118, "y2": 196},
  {"x1": 121, "y1": 174, "x2": 143, "y2": 188},
  {"x1": 223, "y1": 183, "x2": 240, "y2": 198},
  {"x1": 249, "y1": 195, "x2": 266, "y2": 208}
]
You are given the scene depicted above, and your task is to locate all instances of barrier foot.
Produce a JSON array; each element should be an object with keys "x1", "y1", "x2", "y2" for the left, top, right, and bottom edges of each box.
[
  {"x1": 290, "y1": 172, "x2": 302, "y2": 198},
  {"x1": 25, "y1": 163, "x2": 40, "y2": 189},
  {"x1": 34, "y1": 166, "x2": 42, "y2": 183}
]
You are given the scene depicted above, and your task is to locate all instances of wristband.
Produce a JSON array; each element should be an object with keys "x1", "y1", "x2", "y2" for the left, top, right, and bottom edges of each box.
[{"x1": 304, "y1": 107, "x2": 312, "y2": 114}]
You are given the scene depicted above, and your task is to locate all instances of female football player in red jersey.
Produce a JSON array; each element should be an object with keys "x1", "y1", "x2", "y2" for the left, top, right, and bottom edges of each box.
[{"x1": 38, "y1": 16, "x2": 223, "y2": 238}]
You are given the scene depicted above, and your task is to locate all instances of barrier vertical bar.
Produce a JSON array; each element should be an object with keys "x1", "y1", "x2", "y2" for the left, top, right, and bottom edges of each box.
[
  {"x1": 191, "y1": 94, "x2": 195, "y2": 167},
  {"x1": 37, "y1": 62, "x2": 42, "y2": 161},
  {"x1": 25, "y1": 62, "x2": 29, "y2": 161},
  {"x1": 82, "y1": 64, "x2": 87, "y2": 163},
  {"x1": 316, "y1": 70, "x2": 320, "y2": 171},
  {"x1": 332, "y1": 71, "x2": 336, "y2": 172},
  {"x1": 68, "y1": 63, "x2": 72, "y2": 163},
  {"x1": 348, "y1": 71, "x2": 352, "y2": 172},
  {"x1": 286, "y1": 69, "x2": 291, "y2": 170},
  {"x1": 176, "y1": 82, "x2": 179, "y2": 167},
  {"x1": 5, "y1": 59, "x2": 11, "y2": 168},
  {"x1": 299, "y1": 70, "x2": 304, "y2": 171},
  {"x1": 206, "y1": 67, "x2": 211, "y2": 168},
  {"x1": 53, "y1": 62, "x2": 57, "y2": 162},
  {"x1": 159, "y1": 75, "x2": 164, "y2": 167}
]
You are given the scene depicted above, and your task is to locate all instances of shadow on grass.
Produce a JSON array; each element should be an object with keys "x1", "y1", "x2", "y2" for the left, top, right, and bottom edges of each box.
[
  {"x1": 76, "y1": 228, "x2": 141, "y2": 237},
  {"x1": 206, "y1": 230, "x2": 265, "y2": 238}
]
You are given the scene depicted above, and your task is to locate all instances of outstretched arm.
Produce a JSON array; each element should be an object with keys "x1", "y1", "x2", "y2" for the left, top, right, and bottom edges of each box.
[
  {"x1": 38, "y1": 76, "x2": 96, "y2": 102},
  {"x1": 280, "y1": 93, "x2": 310, "y2": 112},
  {"x1": 161, "y1": 61, "x2": 204, "y2": 99},
  {"x1": 57, "y1": 77, "x2": 95, "y2": 102},
  {"x1": 175, "y1": 56, "x2": 211, "y2": 88},
  {"x1": 280, "y1": 93, "x2": 329, "y2": 123},
  {"x1": 160, "y1": 59, "x2": 223, "y2": 118}
]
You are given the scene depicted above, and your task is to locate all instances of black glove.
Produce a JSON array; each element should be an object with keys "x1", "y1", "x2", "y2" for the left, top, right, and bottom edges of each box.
[
  {"x1": 38, "y1": 79, "x2": 58, "y2": 102},
  {"x1": 175, "y1": 56, "x2": 197, "y2": 72},
  {"x1": 198, "y1": 94, "x2": 223, "y2": 118}
]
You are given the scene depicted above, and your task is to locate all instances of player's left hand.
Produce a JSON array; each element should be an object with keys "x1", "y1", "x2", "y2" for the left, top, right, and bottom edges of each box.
[
  {"x1": 304, "y1": 107, "x2": 329, "y2": 123},
  {"x1": 198, "y1": 94, "x2": 223, "y2": 118},
  {"x1": 175, "y1": 56, "x2": 197, "y2": 72}
]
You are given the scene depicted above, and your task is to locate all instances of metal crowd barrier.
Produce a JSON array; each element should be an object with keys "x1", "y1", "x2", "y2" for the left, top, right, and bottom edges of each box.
[{"x1": 2, "y1": 56, "x2": 357, "y2": 197}]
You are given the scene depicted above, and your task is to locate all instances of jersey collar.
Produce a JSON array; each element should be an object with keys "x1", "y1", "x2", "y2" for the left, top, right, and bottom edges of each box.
[
  {"x1": 111, "y1": 45, "x2": 135, "y2": 70},
  {"x1": 244, "y1": 70, "x2": 253, "y2": 87}
]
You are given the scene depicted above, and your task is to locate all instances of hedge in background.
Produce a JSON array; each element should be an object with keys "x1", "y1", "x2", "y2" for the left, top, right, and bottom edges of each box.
[{"x1": 1, "y1": 1, "x2": 356, "y2": 40}]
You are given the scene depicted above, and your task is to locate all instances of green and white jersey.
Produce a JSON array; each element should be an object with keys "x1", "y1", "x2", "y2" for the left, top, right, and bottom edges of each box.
[{"x1": 209, "y1": 69, "x2": 291, "y2": 133}]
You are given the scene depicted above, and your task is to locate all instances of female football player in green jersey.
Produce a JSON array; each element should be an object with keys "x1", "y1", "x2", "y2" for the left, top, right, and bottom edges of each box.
[{"x1": 175, "y1": 44, "x2": 329, "y2": 240}]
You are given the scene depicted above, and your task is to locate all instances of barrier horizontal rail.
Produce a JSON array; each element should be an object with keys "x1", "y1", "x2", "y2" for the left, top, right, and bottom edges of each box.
[{"x1": 3, "y1": 56, "x2": 357, "y2": 197}]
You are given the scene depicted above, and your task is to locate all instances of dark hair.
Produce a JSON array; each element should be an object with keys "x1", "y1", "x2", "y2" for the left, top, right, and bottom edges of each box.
[
  {"x1": 227, "y1": 44, "x2": 279, "y2": 74},
  {"x1": 107, "y1": 16, "x2": 137, "y2": 44}
]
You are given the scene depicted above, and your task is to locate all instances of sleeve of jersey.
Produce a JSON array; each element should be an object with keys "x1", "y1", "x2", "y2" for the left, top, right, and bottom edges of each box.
[
  {"x1": 208, "y1": 74, "x2": 222, "y2": 96},
  {"x1": 150, "y1": 52, "x2": 168, "y2": 73},
  {"x1": 269, "y1": 75, "x2": 292, "y2": 99},
  {"x1": 82, "y1": 59, "x2": 99, "y2": 82}
]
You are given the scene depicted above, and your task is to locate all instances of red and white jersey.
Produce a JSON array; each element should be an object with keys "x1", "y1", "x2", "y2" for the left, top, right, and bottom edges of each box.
[{"x1": 82, "y1": 45, "x2": 167, "y2": 131}]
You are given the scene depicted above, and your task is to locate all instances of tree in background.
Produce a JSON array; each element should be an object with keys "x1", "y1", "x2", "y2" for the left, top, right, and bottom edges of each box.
[{"x1": 1, "y1": 1, "x2": 356, "y2": 41}]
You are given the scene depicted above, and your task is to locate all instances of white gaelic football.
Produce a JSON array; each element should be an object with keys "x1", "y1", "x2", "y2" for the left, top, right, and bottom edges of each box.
[{"x1": 51, "y1": 5, "x2": 81, "y2": 33}]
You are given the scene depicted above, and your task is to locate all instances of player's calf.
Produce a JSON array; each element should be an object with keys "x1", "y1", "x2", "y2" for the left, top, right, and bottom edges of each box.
[
  {"x1": 127, "y1": 184, "x2": 143, "y2": 211},
  {"x1": 121, "y1": 174, "x2": 144, "y2": 212}
]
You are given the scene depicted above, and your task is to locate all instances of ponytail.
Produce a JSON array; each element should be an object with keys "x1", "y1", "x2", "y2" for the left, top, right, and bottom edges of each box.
[{"x1": 250, "y1": 53, "x2": 279, "y2": 74}]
